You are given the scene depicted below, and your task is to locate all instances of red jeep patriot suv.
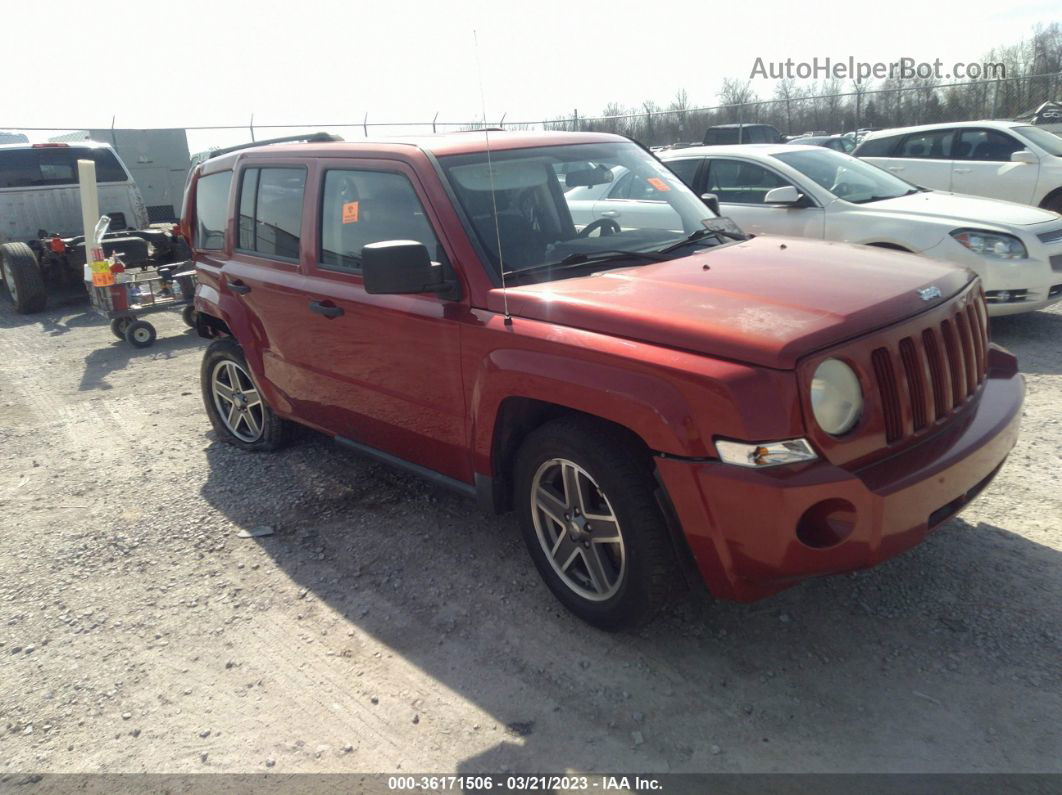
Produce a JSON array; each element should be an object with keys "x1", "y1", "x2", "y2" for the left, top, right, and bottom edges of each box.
[{"x1": 185, "y1": 131, "x2": 1023, "y2": 630}]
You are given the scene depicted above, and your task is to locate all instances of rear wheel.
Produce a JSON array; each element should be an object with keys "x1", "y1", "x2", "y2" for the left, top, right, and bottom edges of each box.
[
  {"x1": 110, "y1": 317, "x2": 134, "y2": 339},
  {"x1": 514, "y1": 417, "x2": 679, "y2": 630},
  {"x1": 201, "y1": 336, "x2": 290, "y2": 451},
  {"x1": 0, "y1": 242, "x2": 47, "y2": 314}
]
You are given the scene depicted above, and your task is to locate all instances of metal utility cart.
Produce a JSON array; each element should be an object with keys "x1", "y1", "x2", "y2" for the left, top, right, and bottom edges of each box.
[{"x1": 88, "y1": 263, "x2": 197, "y2": 348}]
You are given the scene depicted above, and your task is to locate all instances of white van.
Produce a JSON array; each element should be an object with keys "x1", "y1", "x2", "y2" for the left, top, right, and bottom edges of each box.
[
  {"x1": 854, "y1": 120, "x2": 1062, "y2": 213},
  {"x1": 0, "y1": 141, "x2": 149, "y2": 244}
]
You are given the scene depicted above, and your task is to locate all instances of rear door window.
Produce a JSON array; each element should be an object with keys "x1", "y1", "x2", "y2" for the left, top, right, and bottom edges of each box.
[
  {"x1": 236, "y1": 167, "x2": 306, "y2": 260},
  {"x1": 195, "y1": 170, "x2": 233, "y2": 251},
  {"x1": 896, "y1": 130, "x2": 955, "y2": 159},
  {"x1": 665, "y1": 158, "x2": 702, "y2": 188}
]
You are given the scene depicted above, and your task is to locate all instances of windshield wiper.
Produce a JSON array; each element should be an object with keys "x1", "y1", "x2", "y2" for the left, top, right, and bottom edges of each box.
[
  {"x1": 506, "y1": 249, "x2": 667, "y2": 281},
  {"x1": 851, "y1": 194, "x2": 904, "y2": 204},
  {"x1": 657, "y1": 228, "x2": 743, "y2": 255}
]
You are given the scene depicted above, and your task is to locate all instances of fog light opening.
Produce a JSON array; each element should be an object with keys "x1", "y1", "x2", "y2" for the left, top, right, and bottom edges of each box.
[{"x1": 796, "y1": 499, "x2": 857, "y2": 549}]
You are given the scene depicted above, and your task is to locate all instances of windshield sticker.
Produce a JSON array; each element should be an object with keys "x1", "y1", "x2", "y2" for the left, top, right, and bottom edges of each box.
[
  {"x1": 647, "y1": 177, "x2": 671, "y2": 192},
  {"x1": 342, "y1": 201, "x2": 360, "y2": 224}
]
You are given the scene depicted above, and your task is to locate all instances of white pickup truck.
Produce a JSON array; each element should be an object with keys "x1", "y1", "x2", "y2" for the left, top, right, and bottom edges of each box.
[{"x1": 0, "y1": 141, "x2": 187, "y2": 313}]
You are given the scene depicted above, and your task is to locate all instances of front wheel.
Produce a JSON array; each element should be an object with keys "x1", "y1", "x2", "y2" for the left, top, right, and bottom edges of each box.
[
  {"x1": 124, "y1": 320, "x2": 156, "y2": 348},
  {"x1": 200, "y1": 336, "x2": 290, "y2": 451},
  {"x1": 514, "y1": 417, "x2": 679, "y2": 630}
]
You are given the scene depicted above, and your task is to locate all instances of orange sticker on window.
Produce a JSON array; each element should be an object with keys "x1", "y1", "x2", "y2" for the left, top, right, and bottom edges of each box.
[
  {"x1": 647, "y1": 177, "x2": 671, "y2": 192},
  {"x1": 342, "y1": 201, "x2": 360, "y2": 224}
]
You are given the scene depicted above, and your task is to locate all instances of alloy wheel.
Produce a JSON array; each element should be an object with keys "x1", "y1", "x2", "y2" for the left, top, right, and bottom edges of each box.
[
  {"x1": 211, "y1": 359, "x2": 265, "y2": 443},
  {"x1": 530, "y1": 458, "x2": 626, "y2": 601}
]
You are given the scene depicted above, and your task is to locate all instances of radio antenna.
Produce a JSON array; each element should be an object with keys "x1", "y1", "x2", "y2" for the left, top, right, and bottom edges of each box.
[{"x1": 473, "y1": 29, "x2": 512, "y2": 326}]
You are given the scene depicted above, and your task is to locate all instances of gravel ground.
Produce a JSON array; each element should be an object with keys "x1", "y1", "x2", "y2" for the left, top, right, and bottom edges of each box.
[{"x1": 0, "y1": 295, "x2": 1059, "y2": 775}]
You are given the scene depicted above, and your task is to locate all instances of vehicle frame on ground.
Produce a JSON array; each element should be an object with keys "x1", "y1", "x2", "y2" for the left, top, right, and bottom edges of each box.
[
  {"x1": 853, "y1": 120, "x2": 1062, "y2": 212},
  {"x1": 186, "y1": 131, "x2": 1023, "y2": 630},
  {"x1": 660, "y1": 144, "x2": 1062, "y2": 315},
  {"x1": 0, "y1": 141, "x2": 187, "y2": 313}
]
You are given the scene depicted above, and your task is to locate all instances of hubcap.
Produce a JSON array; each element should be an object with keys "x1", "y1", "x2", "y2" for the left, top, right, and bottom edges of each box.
[
  {"x1": 530, "y1": 458, "x2": 626, "y2": 602},
  {"x1": 211, "y1": 359, "x2": 264, "y2": 443}
]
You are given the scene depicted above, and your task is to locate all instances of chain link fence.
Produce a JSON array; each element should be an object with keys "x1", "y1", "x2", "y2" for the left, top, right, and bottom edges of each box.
[{"x1": 3, "y1": 71, "x2": 1061, "y2": 153}]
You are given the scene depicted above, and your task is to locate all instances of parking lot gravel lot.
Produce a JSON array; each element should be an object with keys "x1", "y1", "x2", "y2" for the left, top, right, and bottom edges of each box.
[{"x1": 0, "y1": 296, "x2": 1059, "y2": 775}]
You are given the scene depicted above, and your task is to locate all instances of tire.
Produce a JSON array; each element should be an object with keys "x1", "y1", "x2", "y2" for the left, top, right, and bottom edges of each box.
[
  {"x1": 181, "y1": 304, "x2": 197, "y2": 328},
  {"x1": 110, "y1": 316, "x2": 134, "y2": 339},
  {"x1": 1042, "y1": 192, "x2": 1062, "y2": 215},
  {"x1": 124, "y1": 320, "x2": 156, "y2": 348},
  {"x1": 0, "y1": 242, "x2": 47, "y2": 314},
  {"x1": 200, "y1": 336, "x2": 290, "y2": 451},
  {"x1": 513, "y1": 416, "x2": 679, "y2": 631}
]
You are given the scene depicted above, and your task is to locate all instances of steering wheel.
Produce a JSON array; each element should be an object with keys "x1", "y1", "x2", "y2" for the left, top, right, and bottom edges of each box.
[{"x1": 578, "y1": 217, "x2": 621, "y2": 238}]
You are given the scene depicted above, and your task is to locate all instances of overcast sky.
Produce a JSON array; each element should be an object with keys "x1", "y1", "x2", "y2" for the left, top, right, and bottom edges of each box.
[{"x1": 5, "y1": 0, "x2": 1058, "y2": 152}]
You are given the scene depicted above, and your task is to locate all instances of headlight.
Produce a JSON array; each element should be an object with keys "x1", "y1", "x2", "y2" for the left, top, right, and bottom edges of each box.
[
  {"x1": 715, "y1": 438, "x2": 817, "y2": 468},
  {"x1": 950, "y1": 229, "x2": 1027, "y2": 259},
  {"x1": 810, "y1": 359, "x2": 863, "y2": 435}
]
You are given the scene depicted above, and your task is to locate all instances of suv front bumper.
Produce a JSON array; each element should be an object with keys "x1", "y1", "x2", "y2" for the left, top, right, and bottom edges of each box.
[{"x1": 655, "y1": 348, "x2": 1023, "y2": 602}]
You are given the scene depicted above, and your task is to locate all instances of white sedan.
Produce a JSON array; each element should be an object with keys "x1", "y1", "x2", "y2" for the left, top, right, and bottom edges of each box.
[
  {"x1": 660, "y1": 144, "x2": 1062, "y2": 316},
  {"x1": 564, "y1": 165, "x2": 683, "y2": 233}
]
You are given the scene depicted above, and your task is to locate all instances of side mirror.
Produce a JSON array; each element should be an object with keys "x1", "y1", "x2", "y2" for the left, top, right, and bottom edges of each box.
[
  {"x1": 764, "y1": 185, "x2": 802, "y2": 205},
  {"x1": 362, "y1": 240, "x2": 446, "y2": 295},
  {"x1": 700, "y1": 193, "x2": 721, "y2": 216},
  {"x1": 1011, "y1": 149, "x2": 1037, "y2": 164}
]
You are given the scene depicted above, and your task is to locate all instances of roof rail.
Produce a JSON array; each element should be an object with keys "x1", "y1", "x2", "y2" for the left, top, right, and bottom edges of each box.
[{"x1": 207, "y1": 132, "x2": 344, "y2": 160}]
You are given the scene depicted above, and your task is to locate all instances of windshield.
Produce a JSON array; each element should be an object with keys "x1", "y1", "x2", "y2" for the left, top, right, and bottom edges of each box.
[
  {"x1": 1012, "y1": 125, "x2": 1062, "y2": 157},
  {"x1": 773, "y1": 148, "x2": 918, "y2": 203},
  {"x1": 438, "y1": 141, "x2": 723, "y2": 283}
]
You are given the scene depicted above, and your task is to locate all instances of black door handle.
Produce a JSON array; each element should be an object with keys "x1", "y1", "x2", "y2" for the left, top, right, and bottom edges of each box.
[
  {"x1": 309, "y1": 300, "x2": 344, "y2": 319},
  {"x1": 228, "y1": 280, "x2": 251, "y2": 295}
]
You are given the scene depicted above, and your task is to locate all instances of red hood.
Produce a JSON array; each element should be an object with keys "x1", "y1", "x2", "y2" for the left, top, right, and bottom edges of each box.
[{"x1": 489, "y1": 237, "x2": 974, "y2": 369}]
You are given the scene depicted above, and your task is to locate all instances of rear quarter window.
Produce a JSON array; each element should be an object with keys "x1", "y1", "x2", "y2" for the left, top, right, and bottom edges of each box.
[{"x1": 195, "y1": 171, "x2": 233, "y2": 251}]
